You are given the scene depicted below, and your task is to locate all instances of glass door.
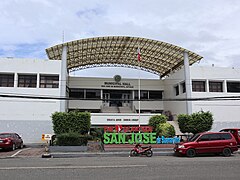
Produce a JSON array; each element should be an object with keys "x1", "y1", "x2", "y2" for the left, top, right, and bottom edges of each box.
[
  {"x1": 103, "y1": 93, "x2": 110, "y2": 107},
  {"x1": 122, "y1": 93, "x2": 130, "y2": 107}
]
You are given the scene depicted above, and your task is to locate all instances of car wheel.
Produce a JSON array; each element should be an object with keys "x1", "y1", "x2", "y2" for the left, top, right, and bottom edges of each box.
[
  {"x1": 222, "y1": 148, "x2": 231, "y2": 157},
  {"x1": 12, "y1": 143, "x2": 16, "y2": 151},
  {"x1": 186, "y1": 148, "x2": 196, "y2": 157},
  {"x1": 19, "y1": 142, "x2": 24, "y2": 149}
]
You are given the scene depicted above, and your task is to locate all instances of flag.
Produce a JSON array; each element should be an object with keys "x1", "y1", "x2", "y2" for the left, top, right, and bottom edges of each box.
[
  {"x1": 137, "y1": 48, "x2": 141, "y2": 61},
  {"x1": 115, "y1": 124, "x2": 123, "y2": 132}
]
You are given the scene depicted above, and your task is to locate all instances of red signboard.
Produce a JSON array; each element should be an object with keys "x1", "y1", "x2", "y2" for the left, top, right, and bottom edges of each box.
[{"x1": 104, "y1": 125, "x2": 153, "y2": 133}]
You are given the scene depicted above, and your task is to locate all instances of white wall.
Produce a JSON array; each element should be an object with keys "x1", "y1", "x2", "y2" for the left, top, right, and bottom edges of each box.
[
  {"x1": 164, "y1": 66, "x2": 240, "y2": 127},
  {"x1": 163, "y1": 68, "x2": 187, "y2": 116},
  {"x1": 69, "y1": 100, "x2": 102, "y2": 109},
  {"x1": 68, "y1": 76, "x2": 164, "y2": 111},
  {"x1": 91, "y1": 113, "x2": 155, "y2": 125},
  {"x1": 190, "y1": 66, "x2": 240, "y2": 124},
  {"x1": 69, "y1": 76, "x2": 163, "y2": 90},
  {"x1": 0, "y1": 58, "x2": 61, "y2": 142},
  {"x1": 0, "y1": 58, "x2": 61, "y2": 121}
]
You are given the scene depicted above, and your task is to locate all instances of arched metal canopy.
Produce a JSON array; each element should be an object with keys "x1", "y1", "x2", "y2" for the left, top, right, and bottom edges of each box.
[{"x1": 46, "y1": 36, "x2": 203, "y2": 78}]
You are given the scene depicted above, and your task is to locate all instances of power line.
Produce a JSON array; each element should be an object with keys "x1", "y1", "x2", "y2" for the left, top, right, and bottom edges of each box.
[{"x1": 1, "y1": 93, "x2": 240, "y2": 101}]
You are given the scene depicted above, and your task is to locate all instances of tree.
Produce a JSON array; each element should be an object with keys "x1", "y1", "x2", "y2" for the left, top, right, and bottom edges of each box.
[
  {"x1": 148, "y1": 114, "x2": 167, "y2": 131},
  {"x1": 156, "y1": 123, "x2": 175, "y2": 137},
  {"x1": 177, "y1": 111, "x2": 214, "y2": 134}
]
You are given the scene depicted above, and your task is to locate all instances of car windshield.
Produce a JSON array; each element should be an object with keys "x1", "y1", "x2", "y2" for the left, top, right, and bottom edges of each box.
[
  {"x1": 188, "y1": 133, "x2": 200, "y2": 142},
  {"x1": 0, "y1": 134, "x2": 12, "y2": 138}
]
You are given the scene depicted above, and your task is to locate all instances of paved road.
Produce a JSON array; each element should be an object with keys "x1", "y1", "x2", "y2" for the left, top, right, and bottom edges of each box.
[{"x1": 0, "y1": 154, "x2": 239, "y2": 180}]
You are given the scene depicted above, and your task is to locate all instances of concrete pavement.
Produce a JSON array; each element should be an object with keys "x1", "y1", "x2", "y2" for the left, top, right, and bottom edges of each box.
[{"x1": 1, "y1": 143, "x2": 240, "y2": 158}]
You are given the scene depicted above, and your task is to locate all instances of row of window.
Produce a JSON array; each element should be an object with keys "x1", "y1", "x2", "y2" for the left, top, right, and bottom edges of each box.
[
  {"x1": 175, "y1": 80, "x2": 240, "y2": 96},
  {"x1": 69, "y1": 89, "x2": 163, "y2": 100},
  {"x1": 0, "y1": 73, "x2": 59, "y2": 88},
  {"x1": 69, "y1": 89, "x2": 101, "y2": 99},
  {"x1": 134, "y1": 90, "x2": 163, "y2": 99}
]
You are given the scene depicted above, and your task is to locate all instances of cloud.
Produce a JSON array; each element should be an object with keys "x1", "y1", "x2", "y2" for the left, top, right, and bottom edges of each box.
[{"x1": 0, "y1": 0, "x2": 240, "y2": 78}]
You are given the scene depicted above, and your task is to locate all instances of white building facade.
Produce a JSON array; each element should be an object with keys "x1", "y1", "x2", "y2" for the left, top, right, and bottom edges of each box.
[
  {"x1": 0, "y1": 58, "x2": 61, "y2": 142},
  {"x1": 1, "y1": 58, "x2": 240, "y2": 142},
  {"x1": 1, "y1": 37, "x2": 240, "y2": 143}
]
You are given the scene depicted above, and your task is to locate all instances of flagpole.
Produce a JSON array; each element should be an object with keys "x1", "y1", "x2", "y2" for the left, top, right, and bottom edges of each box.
[{"x1": 137, "y1": 48, "x2": 141, "y2": 133}]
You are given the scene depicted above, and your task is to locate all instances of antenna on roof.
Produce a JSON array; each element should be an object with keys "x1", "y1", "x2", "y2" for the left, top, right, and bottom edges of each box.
[{"x1": 62, "y1": 30, "x2": 65, "y2": 43}]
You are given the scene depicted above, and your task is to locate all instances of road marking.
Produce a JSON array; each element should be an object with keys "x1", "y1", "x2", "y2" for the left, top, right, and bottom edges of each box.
[
  {"x1": 0, "y1": 164, "x2": 147, "y2": 170},
  {"x1": 10, "y1": 148, "x2": 31, "y2": 157}
]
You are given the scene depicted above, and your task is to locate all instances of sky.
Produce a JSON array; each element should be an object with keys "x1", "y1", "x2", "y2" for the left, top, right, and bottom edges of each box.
[{"x1": 1, "y1": 0, "x2": 240, "y2": 78}]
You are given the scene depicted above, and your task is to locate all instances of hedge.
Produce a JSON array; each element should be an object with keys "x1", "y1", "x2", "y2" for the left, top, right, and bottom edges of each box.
[
  {"x1": 178, "y1": 111, "x2": 213, "y2": 134},
  {"x1": 156, "y1": 123, "x2": 175, "y2": 137},
  {"x1": 52, "y1": 111, "x2": 91, "y2": 135},
  {"x1": 148, "y1": 114, "x2": 167, "y2": 131},
  {"x1": 55, "y1": 132, "x2": 88, "y2": 146}
]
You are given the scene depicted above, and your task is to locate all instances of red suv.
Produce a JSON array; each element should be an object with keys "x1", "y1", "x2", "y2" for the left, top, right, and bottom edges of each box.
[
  {"x1": 174, "y1": 132, "x2": 238, "y2": 157},
  {"x1": 220, "y1": 128, "x2": 240, "y2": 147},
  {"x1": 0, "y1": 133, "x2": 24, "y2": 151}
]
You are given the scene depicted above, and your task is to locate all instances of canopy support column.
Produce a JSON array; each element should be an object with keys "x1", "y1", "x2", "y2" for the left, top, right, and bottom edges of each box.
[
  {"x1": 183, "y1": 51, "x2": 192, "y2": 115},
  {"x1": 60, "y1": 45, "x2": 68, "y2": 112}
]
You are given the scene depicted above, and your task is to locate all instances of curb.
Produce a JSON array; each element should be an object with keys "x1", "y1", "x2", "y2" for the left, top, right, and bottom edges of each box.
[
  {"x1": 47, "y1": 149, "x2": 240, "y2": 158},
  {"x1": 47, "y1": 151, "x2": 175, "y2": 158}
]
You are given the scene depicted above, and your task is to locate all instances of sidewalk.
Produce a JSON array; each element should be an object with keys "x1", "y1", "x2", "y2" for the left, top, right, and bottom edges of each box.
[
  {"x1": 49, "y1": 144, "x2": 175, "y2": 158},
  {"x1": 1, "y1": 143, "x2": 239, "y2": 158}
]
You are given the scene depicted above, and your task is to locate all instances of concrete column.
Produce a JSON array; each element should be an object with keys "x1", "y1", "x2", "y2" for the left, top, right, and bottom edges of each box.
[
  {"x1": 60, "y1": 45, "x2": 68, "y2": 112},
  {"x1": 183, "y1": 51, "x2": 192, "y2": 114},
  {"x1": 37, "y1": 73, "x2": 40, "y2": 88},
  {"x1": 14, "y1": 72, "x2": 18, "y2": 88},
  {"x1": 206, "y1": 79, "x2": 209, "y2": 92},
  {"x1": 223, "y1": 80, "x2": 227, "y2": 93}
]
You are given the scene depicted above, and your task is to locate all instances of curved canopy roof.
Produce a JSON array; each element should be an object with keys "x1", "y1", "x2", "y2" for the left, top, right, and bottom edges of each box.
[{"x1": 46, "y1": 36, "x2": 203, "y2": 77}]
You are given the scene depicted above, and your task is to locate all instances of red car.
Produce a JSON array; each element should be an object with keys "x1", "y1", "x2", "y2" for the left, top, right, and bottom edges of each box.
[
  {"x1": 220, "y1": 128, "x2": 240, "y2": 147},
  {"x1": 0, "y1": 133, "x2": 24, "y2": 151},
  {"x1": 174, "y1": 132, "x2": 238, "y2": 157}
]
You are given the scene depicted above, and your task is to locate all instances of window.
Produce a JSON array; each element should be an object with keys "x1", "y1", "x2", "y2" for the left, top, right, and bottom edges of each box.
[
  {"x1": 181, "y1": 82, "x2": 186, "y2": 93},
  {"x1": 198, "y1": 134, "x2": 210, "y2": 141},
  {"x1": 209, "y1": 81, "x2": 223, "y2": 92},
  {"x1": 86, "y1": 89, "x2": 101, "y2": 99},
  {"x1": 18, "y1": 74, "x2": 37, "y2": 88},
  {"x1": 134, "y1": 90, "x2": 148, "y2": 99},
  {"x1": 149, "y1": 91, "x2": 163, "y2": 99},
  {"x1": 220, "y1": 133, "x2": 232, "y2": 140},
  {"x1": 192, "y1": 81, "x2": 206, "y2": 92},
  {"x1": 174, "y1": 85, "x2": 179, "y2": 96},
  {"x1": 69, "y1": 88, "x2": 84, "y2": 98},
  {"x1": 0, "y1": 73, "x2": 14, "y2": 87},
  {"x1": 40, "y1": 75, "x2": 59, "y2": 88},
  {"x1": 227, "y1": 81, "x2": 240, "y2": 93},
  {"x1": 189, "y1": 133, "x2": 200, "y2": 142},
  {"x1": 209, "y1": 134, "x2": 221, "y2": 141}
]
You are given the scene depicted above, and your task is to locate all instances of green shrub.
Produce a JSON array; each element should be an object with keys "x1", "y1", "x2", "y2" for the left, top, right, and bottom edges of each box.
[
  {"x1": 177, "y1": 111, "x2": 214, "y2": 134},
  {"x1": 148, "y1": 115, "x2": 167, "y2": 131},
  {"x1": 190, "y1": 111, "x2": 213, "y2": 134},
  {"x1": 156, "y1": 122, "x2": 175, "y2": 137},
  {"x1": 177, "y1": 114, "x2": 192, "y2": 133},
  {"x1": 52, "y1": 111, "x2": 91, "y2": 135},
  {"x1": 90, "y1": 128, "x2": 104, "y2": 141},
  {"x1": 55, "y1": 132, "x2": 88, "y2": 146}
]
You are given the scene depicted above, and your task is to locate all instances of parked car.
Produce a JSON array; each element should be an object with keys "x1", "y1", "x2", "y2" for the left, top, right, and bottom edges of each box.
[
  {"x1": 174, "y1": 132, "x2": 238, "y2": 157},
  {"x1": 0, "y1": 133, "x2": 23, "y2": 151},
  {"x1": 219, "y1": 128, "x2": 240, "y2": 147}
]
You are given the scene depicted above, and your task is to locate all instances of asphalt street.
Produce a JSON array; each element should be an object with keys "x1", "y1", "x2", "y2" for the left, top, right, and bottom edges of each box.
[{"x1": 0, "y1": 154, "x2": 240, "y2": 180}]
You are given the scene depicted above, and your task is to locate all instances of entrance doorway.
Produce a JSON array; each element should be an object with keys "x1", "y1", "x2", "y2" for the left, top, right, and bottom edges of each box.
[{"x1": 102, "y1": 90, "x2": 131, "y2": 107}]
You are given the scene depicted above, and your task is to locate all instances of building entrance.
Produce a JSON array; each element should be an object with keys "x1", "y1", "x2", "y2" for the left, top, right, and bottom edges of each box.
[{"x1": 103, "y1": 90, "x2": 131, "y2": 107}]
